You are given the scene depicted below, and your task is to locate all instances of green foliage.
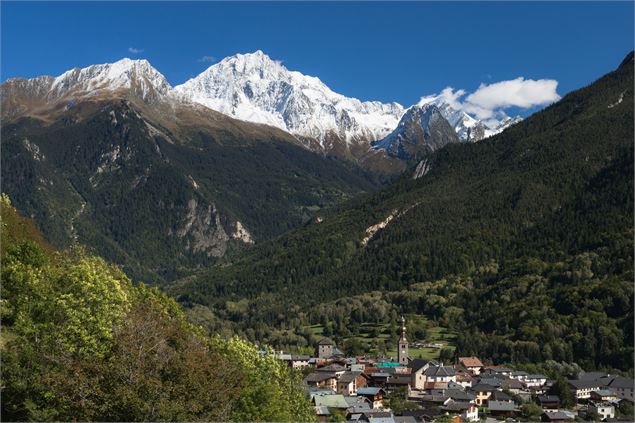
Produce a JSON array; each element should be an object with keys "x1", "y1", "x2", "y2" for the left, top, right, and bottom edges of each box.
[
  {"x1": 521, "y1": 402, "x2": 543, "y2": 421},
  {"x1": 549, "y1": 377, "x2": 576, "y2": 409},
  {"x1": 1, "y1": 199, "x2": 313, "y2": 421},
  {"x1": 212, "y1": 337, "x2": 315, "y2": 422}
]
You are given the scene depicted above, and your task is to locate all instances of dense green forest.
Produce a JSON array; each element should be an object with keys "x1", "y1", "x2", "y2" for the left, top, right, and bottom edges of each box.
[
  {"x1": 173, "y1": 53, "x2": 634, "y2": 375},
  {"x1": 0, "y1": 195, "x2": 315, "y2": 422},
  {"x1": 1, "y1": 100, "x2": 385, "y2": 283}
]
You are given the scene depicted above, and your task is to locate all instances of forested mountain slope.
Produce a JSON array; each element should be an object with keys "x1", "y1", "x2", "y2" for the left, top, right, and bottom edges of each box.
[
  {"x1": 173, "y1": 53, "x2": 634, "y2": 374},
  {"x1": 1, "y1": 93, "x2": 384, "y2": 283}
]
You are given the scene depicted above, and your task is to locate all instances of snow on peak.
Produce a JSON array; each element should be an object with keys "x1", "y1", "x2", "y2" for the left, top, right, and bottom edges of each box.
[
  {"x1": 417, "y1": 94, "x2": 487, "y2": 142},
  {"x1": 174, "y1": 51, "x2": 404, "y2": 146},
  {"x1": 49, "y1": 58, "x2": 173, "y2": 102},
  {"x1": 373, "y1": 103, "x2": 459, "y2": 160}
]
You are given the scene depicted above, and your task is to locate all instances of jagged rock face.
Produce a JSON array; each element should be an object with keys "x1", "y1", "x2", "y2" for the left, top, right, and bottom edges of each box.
[
  {"x1": 174, "y1": 50, "x2": 405, "y2": 153},
  {"x1": 175, "y1": 199, "x2": 230, "y2": 257},
  {"x1": 373, "y1": 104, "x2": 460, "y2": 161}
]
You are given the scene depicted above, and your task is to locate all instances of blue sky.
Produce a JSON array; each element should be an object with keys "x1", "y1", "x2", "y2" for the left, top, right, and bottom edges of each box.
[{"x1": 2, "y1": 1, "x2": 633, "y2": 116}]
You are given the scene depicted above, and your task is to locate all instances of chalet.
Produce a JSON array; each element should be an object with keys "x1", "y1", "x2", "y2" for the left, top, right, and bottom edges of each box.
[
  {"x1": 501, "y1": 377, "x2": 525, "y2": 394},
  {"x1": 490, "y1": 390, "x2": 513, "y2": 402},
  {"x1": 470, "y1": 383, "x2": 497, "y2": 406},
  {"x1": 445, "y1": 389, "x2": 476, "y2": 403},
  {"x1": 440, "y1": 399, "x2": 479, "y2": 422},
  {"x1": 590, "y1": 389, "x2": 618, "y2": 402},
  {"x1": 537, "y1": 395, "x2": 561, "y2": 409},
  {"x1": 357, "y1": 387, "x2": 386, "y2": 409},
  {"x1": 458, "y1": 357, "x2": 484, "y2": 375},
  {"x1": 605, "y1": 376, "x2": 634, "y2": 402},
  {"x1": 484, "y1": 366, "x2": 513, "y2": 377},
  {"x1": 385, "y1": 374, "x2": 412, "y2": 392},
  {"x1": 541, "y1": 410, "x2": 575, "y2": 423},
  {"x1": 510, "y1": 370, "x2": 529, "y2": 382},
  {"x1": 477, "y1": 376, "x2": 503, "y2": 388},
  {"x1": 525, "y1": 374, "x2": 548, "y2": 387},
  {"x1": 568, "y1": 379, "x2": 603, "y2": 399},
  {"x1": 487, "y1": 400, "x2": 519, "y2": 419},
  {"x1": 368, "y1": 372, "x2": 391, "y2": 387},
  {"x1": 418, "y1": 393, "x2": 452, "y2": 408},
  {"x1": 579, "y1": 372, "x2": 611, "y2": 381},
  {"x1": 317, "y1": 363, "x2": 347, "y2": 377},
  {"x1": 588, "y1": 402, "x2": 615, "y2": 420},
  {"x1": 304, "y1": 372, "x2": 338, "y2": 391},
  {"x1": 336, "y1": 371, "x2": 368, "y2": 395},
  {"x1": 423, "y1": 365, "x2": 456, "y2": 389},
  {"x1": 454, "y1": 370, "x2": 473, "y2": 388}
]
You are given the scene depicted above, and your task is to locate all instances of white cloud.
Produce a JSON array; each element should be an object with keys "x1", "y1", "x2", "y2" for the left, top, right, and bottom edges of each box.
[
  {"x1": 466, "y1": 77, "x2": 560, "y2": 111},
  {"x1": 197, "y1": 55, "x2": 216, "y2": 63},
  {"x1": 420, "y1": 87, "x2": 465, "y2": 111},
  {"x1": 128, "y1": 47, "x2": 144, "y2": 54},
  {"x1": 421, "y1": 77, "x2": 560, "y2": 121}
]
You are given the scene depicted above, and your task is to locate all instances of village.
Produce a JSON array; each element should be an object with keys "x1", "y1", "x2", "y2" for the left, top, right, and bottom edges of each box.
[{"x1": 275, "y1": 318, "x2": 634, "y2": 423}]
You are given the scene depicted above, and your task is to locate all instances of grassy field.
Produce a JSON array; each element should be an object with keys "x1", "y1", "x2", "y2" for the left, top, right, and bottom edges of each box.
[{"x1": 306, "y1": 314, "x2": 456, "y2": 361}]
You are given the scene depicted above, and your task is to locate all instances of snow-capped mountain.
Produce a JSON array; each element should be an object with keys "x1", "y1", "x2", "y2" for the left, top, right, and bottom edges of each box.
[
  {"x1": 373, "y1": 103, "x2": 459, "y2": 161},
  {"x1": 174, "y1": 51, "x2": 404, "y2": 149},
  {"x1": 2, "y1": 58, "x2": 173, "y2": 107},
  {"x1": 2, "y1": 51, "x2": 524, "y2": 164},
  {"x1": 417, "y1": 95, "x2": 487, "y2": 142},
  {"x1": 490, "y1": 115, "x2": 523, "y2": 133},
  {"x1": 417, "y1": 95, "x2": 523, "y2": 142}
]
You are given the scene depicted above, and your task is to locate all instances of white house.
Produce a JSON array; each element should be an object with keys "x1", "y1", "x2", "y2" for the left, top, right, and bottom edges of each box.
[{"x1": 589, "y1": 402, "x2": 615, "y2": 420}]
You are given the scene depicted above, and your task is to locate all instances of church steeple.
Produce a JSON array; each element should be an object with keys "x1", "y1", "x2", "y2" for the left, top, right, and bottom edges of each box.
[{"x1": 398, "y1": 316, "x2": 409, "y2": 365}]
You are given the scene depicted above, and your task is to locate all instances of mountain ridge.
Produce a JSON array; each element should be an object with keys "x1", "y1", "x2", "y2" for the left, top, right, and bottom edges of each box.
[{"x1": 2, "y1": 51, "x2": 523, "y2": 168}]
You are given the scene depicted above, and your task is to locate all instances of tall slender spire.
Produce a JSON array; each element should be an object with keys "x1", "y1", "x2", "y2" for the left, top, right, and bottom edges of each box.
[
  {"x1": 398, "y1": 315, "x2": 409, "y2": 365},
  {"x1": 399, "y1": 315, "x2": 407, "y2": 341}
]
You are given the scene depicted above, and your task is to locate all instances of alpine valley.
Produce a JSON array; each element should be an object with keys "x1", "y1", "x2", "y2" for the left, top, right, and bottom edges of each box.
[
  {"x1": 1, "y1": 51, "x2": 521, "y2": 281},
  {"x1": 2, "y1": 50, "x2": 633, "y2": 381},
  {"x1": 171, "y1": 52, "x2": 634, "y2": 375}
]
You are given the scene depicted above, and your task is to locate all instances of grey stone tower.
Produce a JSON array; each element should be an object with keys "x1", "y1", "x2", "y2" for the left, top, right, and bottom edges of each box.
[{"x1": 398, "y1": 316, "x2": 409, "y2": 365}]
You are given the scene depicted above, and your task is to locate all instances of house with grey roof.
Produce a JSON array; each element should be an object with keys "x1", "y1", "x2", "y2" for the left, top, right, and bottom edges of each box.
[
  {"x1": 357, "y1": 387, "x2": 386, "y2": 409},
  {"x1": 422, "y1": 365, "x2": 456, "y2": 389},
  {"x1": 441, "y1": 399, "x2": 479, "y2": 422},
  {"x1": 336, "y1": 371, "x2": 368, "y2": 396},
  {"x1": 606, "y1": 376, "x2": 634, "y2": 402},
  {"x1": 487, "y1": 400, "x2": 519, "y2": 418},
  {"x1": 304, "y1": 372, "x2": 338, "y2": 391},
  {"x1": 408, "y1": 359, "x2": 435, "y2": 390},
  {"x1": 568, "y1": 379, "x2": 603, "y2": 399}
]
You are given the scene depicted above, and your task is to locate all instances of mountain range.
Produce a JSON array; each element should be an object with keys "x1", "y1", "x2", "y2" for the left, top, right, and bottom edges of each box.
[
  {"x1": 2, "y1": 51, "x2": 522, "y2": 168},
  {"x1": 0, "y1": 51, "x2": 527, "y2": 280}
]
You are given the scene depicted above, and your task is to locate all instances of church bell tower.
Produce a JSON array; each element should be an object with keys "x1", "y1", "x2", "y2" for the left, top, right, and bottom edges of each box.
[{"x1": 398, "y1": 316, "x2": 409, "y2": 365}]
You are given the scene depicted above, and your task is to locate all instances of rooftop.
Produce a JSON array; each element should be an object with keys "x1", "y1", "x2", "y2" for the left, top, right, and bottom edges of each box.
[{"x1": 459, "y1": 356, "x2": 484, "y2": 368}]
